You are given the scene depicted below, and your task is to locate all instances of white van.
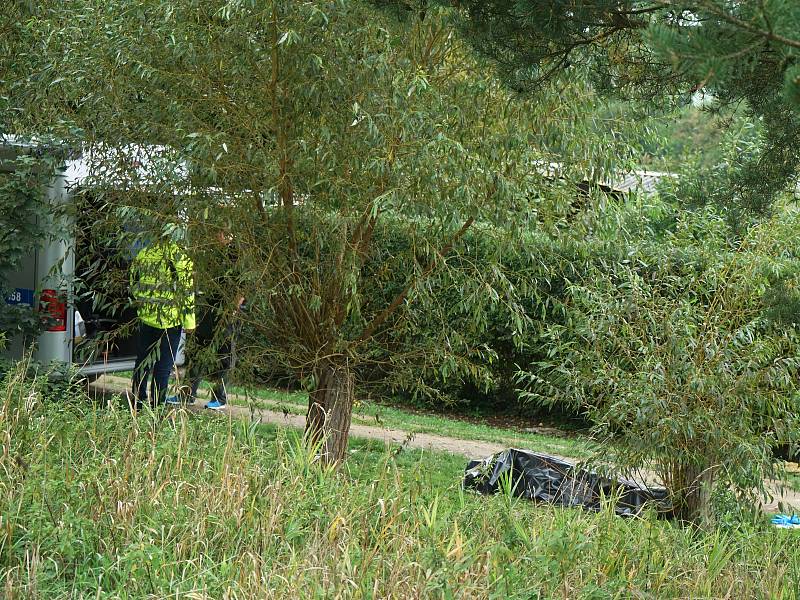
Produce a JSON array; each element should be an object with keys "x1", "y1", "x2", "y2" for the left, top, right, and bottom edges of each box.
[{"x1": 1, "y1": 135, "x2": 187, "y2": 376}]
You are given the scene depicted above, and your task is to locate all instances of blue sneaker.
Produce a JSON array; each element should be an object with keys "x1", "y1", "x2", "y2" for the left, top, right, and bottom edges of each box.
[
  {"x1": 205, "y1": 399, "x2": 227, "y2": 411},
  {"x1": 165, "y1": 395, "x2": 181, "y2": 406}
]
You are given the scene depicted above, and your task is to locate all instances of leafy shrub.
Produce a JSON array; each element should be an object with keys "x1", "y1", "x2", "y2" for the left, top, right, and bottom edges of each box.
[
  {"x1": 518, "y1": 205, "x2": 800, "y2": 522},
  {"x1": 349, "y1": 207, "x2": 638, "y2": 416}
]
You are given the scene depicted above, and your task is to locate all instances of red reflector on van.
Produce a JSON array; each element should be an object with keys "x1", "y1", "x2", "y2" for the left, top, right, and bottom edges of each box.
[{"x1": 40, "y1": 289, "x2": 67, "y2": 332}]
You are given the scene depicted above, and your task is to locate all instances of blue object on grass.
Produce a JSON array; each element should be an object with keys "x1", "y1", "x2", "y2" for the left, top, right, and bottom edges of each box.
[{"x1": 771, "y1": 514, "x2": 800, "y2": 526}]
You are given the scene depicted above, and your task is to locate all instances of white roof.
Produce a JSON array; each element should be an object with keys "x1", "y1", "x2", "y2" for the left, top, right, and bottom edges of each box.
[
  {"x1": 603, "y1": 170, "x2": 676, "y2": 195},
  {"x1": 531, "y1": 159, "x2": 675, "y2": 196},
  {"x1": 1, "y1": 134, "x2": 189, "y2": 191}
]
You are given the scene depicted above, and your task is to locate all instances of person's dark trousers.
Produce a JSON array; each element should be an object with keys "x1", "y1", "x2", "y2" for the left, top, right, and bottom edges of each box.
[
  {"x1": 186, "y1": 321, "x2": 234, "y2": 405},
  {"x1": 132, "y1": 323, "x2": 182, "y2": 407}
]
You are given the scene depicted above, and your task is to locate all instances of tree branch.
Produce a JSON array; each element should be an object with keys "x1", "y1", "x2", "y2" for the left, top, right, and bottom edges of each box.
[
  {"x1": 352, "y1": 214, "x2": 475, "y2": 345},
  {"x1": 270, "y1": 0, "x2": 297, "y2": 258}
]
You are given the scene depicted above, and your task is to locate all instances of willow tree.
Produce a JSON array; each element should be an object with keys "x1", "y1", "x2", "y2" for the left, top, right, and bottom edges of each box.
[{"x1": 3, "y1": 0, "x2": 644, "y2": 464}]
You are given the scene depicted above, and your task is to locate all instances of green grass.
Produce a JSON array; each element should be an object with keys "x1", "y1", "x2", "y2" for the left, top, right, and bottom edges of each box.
[
  {"x1": 782, "y1": 470, "x2": 800, "y2": 493},
  {"x1": 5, "y1": 365, "x2": 800, "y2": 598}
]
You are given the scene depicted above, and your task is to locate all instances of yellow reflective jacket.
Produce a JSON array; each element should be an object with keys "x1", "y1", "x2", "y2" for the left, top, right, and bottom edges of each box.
[{"x1": 130, "y1": 241, "x2": 196, "y2": 330}]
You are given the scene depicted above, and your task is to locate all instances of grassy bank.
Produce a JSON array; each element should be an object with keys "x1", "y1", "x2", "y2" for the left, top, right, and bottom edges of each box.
[{"x1": 3, "y1": 373, "x2": 800, "y2": 598}]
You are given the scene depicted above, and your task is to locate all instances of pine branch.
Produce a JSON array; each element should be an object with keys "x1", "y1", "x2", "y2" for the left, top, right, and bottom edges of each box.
[{"x1": 657, "y1": 0, "x2": 800, "y2": 50}]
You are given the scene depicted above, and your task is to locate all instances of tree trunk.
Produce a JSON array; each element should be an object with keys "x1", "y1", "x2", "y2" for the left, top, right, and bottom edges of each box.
[
  {"x1": 305, "y1": 359, "x2": 354, "y2": 466},
  {"x1": 667, "y1": 462, "x2": 716, "y2": 526}
]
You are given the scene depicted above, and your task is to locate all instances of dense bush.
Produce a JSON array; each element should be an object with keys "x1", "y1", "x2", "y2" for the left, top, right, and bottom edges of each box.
[
  {"x1": 343, "y1": 200, "x2": 694, "y2": 410},
  {"x1": 517, "y1": 204, "x2": 800, "y2": 521}
]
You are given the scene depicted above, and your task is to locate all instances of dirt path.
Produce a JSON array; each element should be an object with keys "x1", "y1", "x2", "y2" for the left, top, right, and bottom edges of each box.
[
  {"x1": 94, "y1": 375, "x2": 532, "y2": 460},
  {"x1": 92, "y1": 375, "x2": 800, "y2": 513}
]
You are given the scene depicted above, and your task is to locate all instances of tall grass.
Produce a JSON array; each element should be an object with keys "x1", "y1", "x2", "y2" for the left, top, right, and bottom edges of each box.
[{"x1": 2, "y1": 361, "x2": 800, "y2": 598}]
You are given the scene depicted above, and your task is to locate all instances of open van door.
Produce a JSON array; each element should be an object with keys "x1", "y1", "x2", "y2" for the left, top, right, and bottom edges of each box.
[
  {"x1": 71, "y1": 189, "x2": 139, "y2": 377},
  {"x1": 1, "y1": 137, "x2": 167, "y2": 377},
  {"x1": 1, "y1": 137, "x2": 75, "y2": 366}
]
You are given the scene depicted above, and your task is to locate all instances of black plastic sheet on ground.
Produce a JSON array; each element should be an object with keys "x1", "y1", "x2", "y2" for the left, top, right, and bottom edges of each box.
[{"x1": 464, "y1": 448, "x2": 672, "y2": 517}]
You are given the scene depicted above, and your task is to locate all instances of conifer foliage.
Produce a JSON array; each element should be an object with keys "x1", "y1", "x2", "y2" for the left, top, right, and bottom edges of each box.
[{"x1": 413, "y1": 0, "x2": 800, "y2": 214}]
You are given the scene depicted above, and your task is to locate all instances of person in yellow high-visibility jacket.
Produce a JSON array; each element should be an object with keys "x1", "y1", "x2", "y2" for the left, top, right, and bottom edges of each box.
[{"x1": 130, "y1": 239, "x2": 195, "y2": 408}]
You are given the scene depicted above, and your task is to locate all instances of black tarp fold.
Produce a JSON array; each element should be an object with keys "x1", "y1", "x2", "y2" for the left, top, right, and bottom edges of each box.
[{"x1": 464, "y1": 448, "x2": 672, "y2": 517}]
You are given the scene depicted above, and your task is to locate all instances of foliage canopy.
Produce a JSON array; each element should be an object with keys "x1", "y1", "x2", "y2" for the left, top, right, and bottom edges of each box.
[
  {"x1": 400, "y1": 0, "x2": 800, "y2": 217},
  {"x1": 1, "y1": 0, "x2": 649, "y2": 462}
]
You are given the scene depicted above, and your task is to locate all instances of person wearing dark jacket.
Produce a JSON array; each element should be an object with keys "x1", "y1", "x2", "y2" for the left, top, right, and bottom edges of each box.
[{"x1": 168, "y1": 230, "x2": 241, "y2": 410}]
